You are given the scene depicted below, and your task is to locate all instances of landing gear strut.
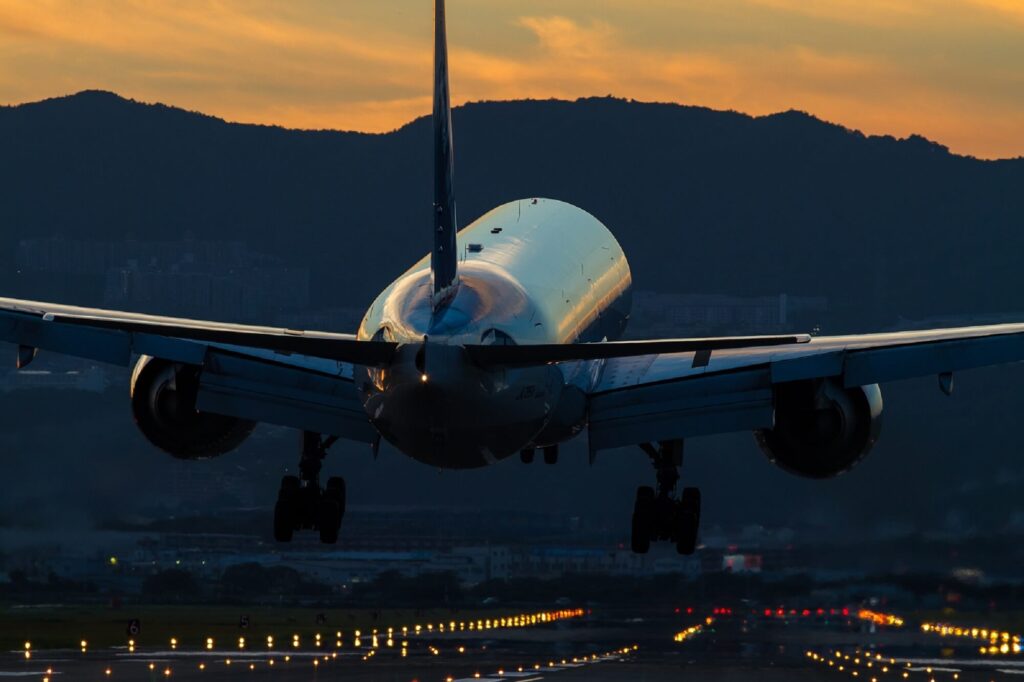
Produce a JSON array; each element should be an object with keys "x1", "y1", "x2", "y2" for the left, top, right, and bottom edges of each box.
[
  {"x1": 274, "y1": 431, "x2": 345, "y2": 544},
  {"x1": 630, "y1": 439, "x2": 700, "y2": 555}
]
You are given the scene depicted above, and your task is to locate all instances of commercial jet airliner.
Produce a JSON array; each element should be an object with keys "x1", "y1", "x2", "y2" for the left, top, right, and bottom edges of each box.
[{"x1": 4, "y1": 1, "x2": 1024, "y2": 554}]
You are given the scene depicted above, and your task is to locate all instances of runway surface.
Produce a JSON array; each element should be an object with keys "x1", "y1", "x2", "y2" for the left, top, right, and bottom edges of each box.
[{"x1": 4, "y1": 607, "x2": 1022, "y2": 681}]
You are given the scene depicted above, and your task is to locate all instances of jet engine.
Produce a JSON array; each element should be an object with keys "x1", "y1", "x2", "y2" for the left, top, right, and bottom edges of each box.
[
  {"x1": 130, "y1": 356, "x2": 255, "y2": 459},
  {"x1": 755, "y1": 379, "x2": 882, "y2": 479}
]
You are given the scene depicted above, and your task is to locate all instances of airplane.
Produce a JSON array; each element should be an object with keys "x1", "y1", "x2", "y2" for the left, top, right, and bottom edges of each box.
[{"x1": 4, "y1": 0, "x2": 1024, "y2": 554}]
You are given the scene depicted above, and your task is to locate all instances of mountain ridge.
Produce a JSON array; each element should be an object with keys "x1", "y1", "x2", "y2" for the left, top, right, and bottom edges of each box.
[
  {"x1": 3, "y1": 89, "x2": 1024, "y2": 328},
  {"x1": 8, "y1": 89, "x2": 1012, "y2": 163}
]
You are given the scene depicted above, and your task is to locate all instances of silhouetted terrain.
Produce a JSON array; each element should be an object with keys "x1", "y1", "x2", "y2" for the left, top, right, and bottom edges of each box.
[
  {"x1": 3, "y1": 91, "x2": 1023, "y2": 327},
  {"x1": 3, "y1": 92, "x2": 1024, "y2": 553}
]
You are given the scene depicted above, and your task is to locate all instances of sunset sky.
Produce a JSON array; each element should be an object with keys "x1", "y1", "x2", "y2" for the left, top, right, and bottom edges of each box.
[{"x1": 1, "y1": 0, "x2": 1023, "y2": 159}]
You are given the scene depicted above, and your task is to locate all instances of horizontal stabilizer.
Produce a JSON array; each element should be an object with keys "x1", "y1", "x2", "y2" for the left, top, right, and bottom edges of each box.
[{"x1": 463, "y1": 334, "x2": 811, "y2": 367}]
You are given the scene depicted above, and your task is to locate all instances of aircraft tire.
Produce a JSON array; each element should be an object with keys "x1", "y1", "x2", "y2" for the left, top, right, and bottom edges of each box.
[
  {"x1": 674, "y1": 487, "x2": 701, "y2": 555},
  {"x1": 631, "y1": 486, "x2": 655, "y2": 553},
  {"x1": 273, "y1": 499, "x2": 295, "y2": 543},
  {"x1": 273, "y1": 476, "x2": 301, "y2": 542},
  {"x1": 318, "y1": 500, "x2": 342, "y2": 544},
  {"x1": 325, "y1": 476, "x2": 347, "y2": 518}
]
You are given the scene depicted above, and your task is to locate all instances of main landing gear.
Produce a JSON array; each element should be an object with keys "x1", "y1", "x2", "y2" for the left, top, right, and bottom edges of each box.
[
  {"x1": 631, "y1": 439, "x2": 701, "y2": 555},
  {"x1": 274, "y1": 431, "x2": 346, "y2": 544}
]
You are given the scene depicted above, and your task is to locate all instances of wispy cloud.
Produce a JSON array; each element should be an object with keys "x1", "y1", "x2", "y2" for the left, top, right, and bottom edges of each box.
[
  {"x1": 0, "y1": 0, "x2": 1021, "y2": 158},
  {"x1": 965, "y1": 0, "x2": 1024, "y2": 23},
  {"x1": 743, "y1": 0, "x2": 929, "y2": 26}
]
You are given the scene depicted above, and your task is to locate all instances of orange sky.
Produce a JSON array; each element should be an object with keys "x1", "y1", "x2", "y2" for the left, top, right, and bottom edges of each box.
[{"x1": 1, "y1": 0, "x2": 1023, "y2": 159}]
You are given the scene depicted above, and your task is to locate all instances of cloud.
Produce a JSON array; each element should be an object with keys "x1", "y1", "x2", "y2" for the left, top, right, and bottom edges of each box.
[
  {"x1": 0, "y1": 1, "x2": 1022, "y2": 158},
  {"x1": 743, "y1": 0, "x2": 929, "y2": 26},
  {"x1": 965, "y1": 0, "x2": 1024, "y2": 22},
  {"x1": 517, "y1": 16, "x2": 615, "y2": 59}
]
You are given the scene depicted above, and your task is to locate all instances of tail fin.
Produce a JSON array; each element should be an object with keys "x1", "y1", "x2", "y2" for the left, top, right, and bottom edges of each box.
[{"x1": 431, "y1": 0, "x2": 458, "y2": 307}]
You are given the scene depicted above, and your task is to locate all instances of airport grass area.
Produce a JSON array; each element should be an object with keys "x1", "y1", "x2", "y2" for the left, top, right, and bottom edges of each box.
[{"x1": 0, "y1": 604, "x2": 513, "y2": 651}]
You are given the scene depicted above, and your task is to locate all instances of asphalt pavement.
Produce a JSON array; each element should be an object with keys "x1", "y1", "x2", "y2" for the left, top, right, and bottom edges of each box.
[{"x1": 4, "y1": 607, "x2": 1020, "y2": 681}]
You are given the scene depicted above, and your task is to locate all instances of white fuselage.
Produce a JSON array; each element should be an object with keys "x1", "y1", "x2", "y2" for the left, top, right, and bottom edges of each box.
[{"x1": 355, "y1": 198, "x2": 632, "y2": 468}]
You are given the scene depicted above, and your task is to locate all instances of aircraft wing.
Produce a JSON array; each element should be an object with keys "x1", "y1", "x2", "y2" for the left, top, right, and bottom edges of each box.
[
  {"x1": 0, "y1": 297, "x2": 383, "y2": 443},
  {"x1": 0, "y1": 297, "x2": 396, "y2": 366},
  {"x1": 587, "y1": 323, "x2": 1024, "y2": 452}
]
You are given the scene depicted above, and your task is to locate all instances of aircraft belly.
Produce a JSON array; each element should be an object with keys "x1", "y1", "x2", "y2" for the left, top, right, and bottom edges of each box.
[{"x1": 364, "y1": 359, "x2": 561, "y2": 468}]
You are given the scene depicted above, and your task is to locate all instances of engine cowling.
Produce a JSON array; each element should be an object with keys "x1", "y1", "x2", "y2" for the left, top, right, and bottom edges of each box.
[
  {"x1": 130, "y1": 356, "x2": 255, "y2": 459},
  {"x1": 755, "y1": 379, "x2": 882, "y2": 479}
]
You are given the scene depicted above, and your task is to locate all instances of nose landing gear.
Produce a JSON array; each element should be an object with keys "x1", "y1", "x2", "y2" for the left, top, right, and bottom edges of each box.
[
  {"x1": 273, "y1": 431, "x2": 345, "y2": 544},
  {"x1": 630, "y1": 440, "x2": 701, "y2": 555}
]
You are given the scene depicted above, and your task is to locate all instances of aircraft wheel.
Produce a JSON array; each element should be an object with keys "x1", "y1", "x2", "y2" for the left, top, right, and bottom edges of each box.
[
  {"x1": 325, "y1": 476, "x2": 347, "y2": 517},
  {"x1": 273, "y1": 476, "x2": 300, "y2": 543},
  {"x1": 543, "y1": 445, "x2": 558, "y2": 465},
  {"x1": 273, "y1": 500, "x2": 294, "y2": 542},
  {"x1": 318, "y1": 499, "x2": 341, "y2": 544},
  {"x1": 520, "y1": 448, "x2": 535, "y2": 464},
  {"x1": 674, "y1": 487, "x2": 701, "y2": 555},
  {"x1": 631, "y1": 486, "x2": 655, "y2": 554}
]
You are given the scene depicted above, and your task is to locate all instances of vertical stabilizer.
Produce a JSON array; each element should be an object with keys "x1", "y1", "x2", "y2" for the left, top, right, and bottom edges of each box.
[{"x1": 432, "y1": 0, "x2": 458, "y2": 306}]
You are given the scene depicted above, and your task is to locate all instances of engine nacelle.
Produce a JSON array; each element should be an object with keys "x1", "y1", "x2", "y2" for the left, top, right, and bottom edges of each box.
[
  {"x1": 130, "y1": 356, "x2": 255, "y2": 459},
  {"x1": 755, "y1": 379, "x2": 882, "y2": 479}
]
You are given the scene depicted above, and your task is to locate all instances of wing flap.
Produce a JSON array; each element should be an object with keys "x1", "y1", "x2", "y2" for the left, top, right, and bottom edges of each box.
[
  {"x1": 842, "y1": 330, "x2": 1024, "y2": 387},
  {"x1": 589, "y1": 369, "x2": 773, "y2": 451},
  {"x1": 0, "y1": 297, "x2": 396, "y2": 367},
  {"x1": 1, "y1": 310, "x2": 132, "y2": 365},
  {"x1": 197, "y1": 349, "x2": 376, "y2": 443},
  {"x1": 587, "y1": 322, "x2": 1024, "y2": 452}
]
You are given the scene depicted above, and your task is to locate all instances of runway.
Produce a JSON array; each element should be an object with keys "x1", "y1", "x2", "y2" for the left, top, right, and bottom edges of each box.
[{"x1": 4, "y1": 606, "x2": 1023, "y2": 681}]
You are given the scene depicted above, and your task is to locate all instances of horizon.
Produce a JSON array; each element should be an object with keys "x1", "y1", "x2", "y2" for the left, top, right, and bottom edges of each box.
[
  {"x1": 11, "y1": 88, "x2": 1018, "y2": 163},
  {"x1": 1, "y1": 1, "x2": 1023, "y2": 160}
]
